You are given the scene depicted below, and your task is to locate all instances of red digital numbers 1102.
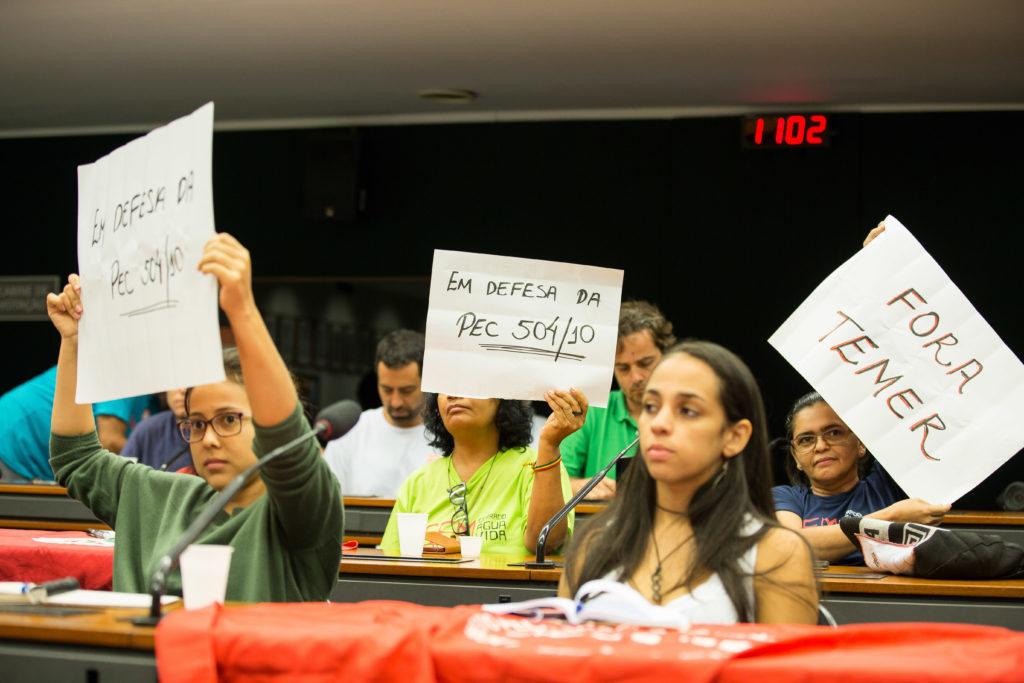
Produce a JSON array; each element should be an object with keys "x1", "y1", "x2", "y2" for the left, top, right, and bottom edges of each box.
[{"x1": 744, "y1": 115, "x2": 829, "y2": 147}]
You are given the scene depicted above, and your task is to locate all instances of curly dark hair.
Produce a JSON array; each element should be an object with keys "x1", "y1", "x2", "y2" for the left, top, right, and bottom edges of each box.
[{"x1": 422, "y1": 394, "x2": 534, "y2": 455}]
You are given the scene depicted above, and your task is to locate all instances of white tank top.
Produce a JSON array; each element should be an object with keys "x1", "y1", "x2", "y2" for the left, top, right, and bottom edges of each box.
[{"x1": 604, "y1": 515, "x2": 762, "y2": 624}]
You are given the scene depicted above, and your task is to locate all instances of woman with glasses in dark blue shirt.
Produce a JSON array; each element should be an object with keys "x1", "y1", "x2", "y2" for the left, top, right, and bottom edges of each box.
[{"x1": 773, "y1": 391, "x2": 950, "y2": 564}]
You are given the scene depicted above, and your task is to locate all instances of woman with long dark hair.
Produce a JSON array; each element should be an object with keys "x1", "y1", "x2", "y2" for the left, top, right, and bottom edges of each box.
[
  {"x1": 381, "y1": 389, "x2": 585, "y2": 555},
  {"x1": 561, "y1": 341, "x2": 817, "y2": 624}
]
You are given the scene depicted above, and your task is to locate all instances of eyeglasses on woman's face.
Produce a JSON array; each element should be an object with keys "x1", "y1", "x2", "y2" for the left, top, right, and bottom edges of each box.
[
  {"x1": 790, "y1": 426, "x2": 853, "y2": 453},
  {"x1": 179, "y1": 412, "x2": 251, "y2": 443}
]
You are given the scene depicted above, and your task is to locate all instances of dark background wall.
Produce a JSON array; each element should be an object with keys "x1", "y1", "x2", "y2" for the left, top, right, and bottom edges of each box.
[{"x1": 2, "y1": 111, "x2": 1021, "y2": 505}]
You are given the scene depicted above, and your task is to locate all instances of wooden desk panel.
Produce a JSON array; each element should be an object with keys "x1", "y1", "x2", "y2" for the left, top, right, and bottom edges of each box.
[
  {"x1": 7, "y1": 483, "x2": 1014, "y2": 543},
  {"x1": 944, "y1": 510, "x2": 1024, "y2": 526},
  {"x1": 0, "y1": 483, "x2": 106, "y2": 530},
  {"x1": 340, "y1": 548, "x2": 543, "y2": 581},
  {"x1": 817, "y1": 565, "x2": 1024, "y2": 630},
  {"x1": 342, "y1": 499, "x2": 607, "y2": 546},
  {"x1": 819, "y1": 565, "x2": 1024, "y2": 598},
  {"x1": 0, "y1": 606, "x2": 159, "y2": 649},
  {"x1": 334, "y1": 549, "x2": 559, "y2": 605},
  {"x1": 0, "y1": 605, "x2": 161, "y2": 682},
  {"x1": 334, "y1": 550, "x2": 1024, "y2": 629},
  {"x1": 941, "y1": 510, "x2": 1024, "y2": 545}
]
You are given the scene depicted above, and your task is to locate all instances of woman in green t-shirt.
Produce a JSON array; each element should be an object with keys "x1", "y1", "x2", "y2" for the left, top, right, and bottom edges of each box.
[
  {"x1": 46, "y1": 233, "x2": 344, "y2": 602},
  {"x1": 382, "y1": 389, "x2": 586, "y2": 555}
]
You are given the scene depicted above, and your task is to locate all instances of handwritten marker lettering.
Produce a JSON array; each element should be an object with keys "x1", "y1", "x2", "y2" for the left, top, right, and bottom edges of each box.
[
  {"x1": 177, "y1": 171, "x2": 194, "y2": 204},
  {"x1": 89, "y1": 169, "x2": 195, "y2": 318},
  {"x1": 887, "y1": 288, "x2": 983, "y2": 393},
  {"x1": 818, "y1": 309, "x2": 941, "y2": 460},
  {"x1": 485, "y1": 280, "x2": 557, "y2": 299}
]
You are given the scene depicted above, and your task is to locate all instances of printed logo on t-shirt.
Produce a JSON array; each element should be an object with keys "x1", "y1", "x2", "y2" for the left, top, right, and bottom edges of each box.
[
  {"x1": 803, "y1": 509, "x2": 864, "y2": 528},
  {"x1": 475, "y1": 512, "x2": 508, "y2": 542},
  {"x1": 802, "y1": 517, "x2": 840, "y2": 527}
]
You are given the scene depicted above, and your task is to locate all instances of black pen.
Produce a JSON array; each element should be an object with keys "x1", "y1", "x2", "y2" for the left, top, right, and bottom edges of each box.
[{"x1": 25, "y1": 577, "x2": 80, "y2": 604}]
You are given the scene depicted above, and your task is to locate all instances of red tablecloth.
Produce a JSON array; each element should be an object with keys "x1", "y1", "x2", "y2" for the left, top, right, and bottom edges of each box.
[
  {"x1": 0, "y1": 529, "x2": 113, "y2": 590},
  {"x1": 155, "y1": 601, "x2": 1024, "y2": 683}
]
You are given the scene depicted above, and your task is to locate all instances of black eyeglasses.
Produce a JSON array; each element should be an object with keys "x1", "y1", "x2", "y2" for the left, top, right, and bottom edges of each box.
[
  {"x1": 447, "y1": 481, "x2": 469, "y2": 536},
  {"x1": 179, "y1": 412, "x2": 250, "y2": 443}
]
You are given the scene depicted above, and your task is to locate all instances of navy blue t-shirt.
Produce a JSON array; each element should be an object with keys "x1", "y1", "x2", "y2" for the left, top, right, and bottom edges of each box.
[
  {"x1": 772, "y1": 461, "x2": 902, "y2": 565},
  {"x1": 119, "y1": 410, "x2": 189, "y2": 470}
]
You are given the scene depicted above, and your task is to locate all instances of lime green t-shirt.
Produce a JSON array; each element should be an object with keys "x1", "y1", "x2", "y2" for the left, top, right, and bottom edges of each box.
[{"x1": 381, "y1": 446, "x2": 574, "y2": 556}]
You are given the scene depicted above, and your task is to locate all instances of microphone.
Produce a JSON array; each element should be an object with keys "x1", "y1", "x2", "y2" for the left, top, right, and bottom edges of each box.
[
  {"x1": 131, "y1": 400, "x2": 360, "y2": 625},
  {"x1": 314, "y1": 399, "x2": 363, "y2": 443},
  {"x1": 523, "y1": 436, "x2": 639, "y2": 569}
]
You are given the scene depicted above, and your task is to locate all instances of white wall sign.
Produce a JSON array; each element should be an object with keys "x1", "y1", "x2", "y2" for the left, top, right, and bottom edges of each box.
[
  {"x1": 769, "y1": 216, "x2": 1024, "y2": 504},
  {"x1": 422, "y1": 250, "x2": 624, "y2": 407},
  {"x1": 75, "y1": 102, "x2": 224, "y2": 403}
]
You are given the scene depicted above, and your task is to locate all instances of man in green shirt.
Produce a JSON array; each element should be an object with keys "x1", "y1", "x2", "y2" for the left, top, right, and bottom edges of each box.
[{"x1": 560, "y1": 301, "x2": 676, "y2": 498}]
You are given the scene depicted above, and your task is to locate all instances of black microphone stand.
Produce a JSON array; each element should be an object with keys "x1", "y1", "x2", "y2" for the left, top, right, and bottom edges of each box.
[
  {"x1": 523, "y1": 436, "x2": 639, "y2": 570},
  {"x1": 158, "y1": 443, "x2": 191, "y2": 472},
  {"x1": 131, "y1": 425, "x2": 325, "y2": 625}
]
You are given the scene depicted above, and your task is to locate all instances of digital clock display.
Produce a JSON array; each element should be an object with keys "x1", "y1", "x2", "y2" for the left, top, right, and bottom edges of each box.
[{"x1": 742, "y1": 115, "x2": 830, "y2": 148}]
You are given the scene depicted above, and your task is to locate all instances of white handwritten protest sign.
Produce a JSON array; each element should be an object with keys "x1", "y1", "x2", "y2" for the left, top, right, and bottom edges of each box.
[
  {"x1": 75, "y1": 102, "x2": 224, "y2": 404},
  {"x1": 422, "y1": 250, "x2": 623, "y2": 407},
  {"x1": 770, "y1": 215, "x2": 1024, "y2": 504}
]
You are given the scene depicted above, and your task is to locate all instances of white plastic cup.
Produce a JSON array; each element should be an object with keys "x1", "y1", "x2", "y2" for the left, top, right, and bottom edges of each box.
[
  {"x1": 459, "y1": 535, "x2": 483, "y2": 559},
  {"x1": 396, "y1": 512, "x2": 428, "y2": 557},
  {"x1": 179, "y1": 544, "x2": 235, "y2": 610}
]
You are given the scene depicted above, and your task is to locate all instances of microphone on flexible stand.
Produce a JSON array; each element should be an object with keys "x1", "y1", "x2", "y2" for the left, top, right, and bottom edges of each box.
[
  {"x1": 131, "y1": 399, "x2": 361, "y2": 626},
  {"x1": 523, "y1": 436, "x2": 639, "y2": 570}
]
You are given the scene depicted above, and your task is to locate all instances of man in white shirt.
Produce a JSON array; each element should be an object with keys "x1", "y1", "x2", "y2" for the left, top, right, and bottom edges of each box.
[{"x1": 324, "y1": 329, "x2": 434, "y2": 497}]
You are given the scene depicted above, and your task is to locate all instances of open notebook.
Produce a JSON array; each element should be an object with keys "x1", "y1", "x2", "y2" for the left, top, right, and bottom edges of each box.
[{"x1": 482, "y1": 579, "x2": 691, "y2": 629}]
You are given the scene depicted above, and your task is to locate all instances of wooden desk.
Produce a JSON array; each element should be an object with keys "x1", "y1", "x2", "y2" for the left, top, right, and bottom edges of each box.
[
  {"x1": 334, "y1": 548, "x2": 560, "y2": 605},
  {"x1": 335, "y1": 550, "x2": 1024, "y2": 630},
  {"x1": 943, "y1": 509, "x2": 1024, "y2": 545},
  {"x1": 4, "y1": 484, "x2": 1021, "y2": 628},
  {"x1": 341, "y1": 498, "x2": 607, "y2": 546},
  {"x1": 0, "y1": 483, "x2": 106, "y2": 531},
  {"x1": 817, "y1": 564, "x2": 1024, "y2": 630},
  {"x1": 0, "y1": 605, "x2": 159, "y2": 681},
  {"x1": 2, "y1": 482, "x2": 1018, "y2": 537},
  {"x1": 341, "y1": 496, "x2": 394, "y2": 545}
]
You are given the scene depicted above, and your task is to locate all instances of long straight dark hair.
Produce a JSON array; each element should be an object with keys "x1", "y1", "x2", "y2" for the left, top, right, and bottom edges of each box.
[{"x1": 564, "y1": 340, "x2": 791, "y2": 622}]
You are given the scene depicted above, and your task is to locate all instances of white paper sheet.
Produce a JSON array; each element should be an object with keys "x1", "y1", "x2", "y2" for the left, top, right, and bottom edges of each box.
[
  {"x1": 421, "y1": 250, "x2": 624, "y2": 407},
  {"x1": 769, "y1": 216, "x2": 1024, "y2": 504},
  {"x1": 75, "y1": 102, "x2": 224, "y2": 403},
  {"x1": 49, "y1": 590, "x2": 180, "y2": 608}
]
